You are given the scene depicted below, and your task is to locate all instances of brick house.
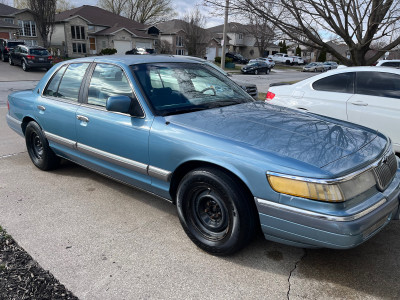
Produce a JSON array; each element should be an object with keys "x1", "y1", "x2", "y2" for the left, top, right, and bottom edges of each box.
[
  {"x1": 0, "y1": 3, "x2": 41, "y2": 46},
  {"x1": 52, "y1": 5, "x2": 160, "y2": 57}
]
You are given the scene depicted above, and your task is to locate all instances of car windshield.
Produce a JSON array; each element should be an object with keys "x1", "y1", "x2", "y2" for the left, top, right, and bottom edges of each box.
[
  {"x1": 7, "y1": 42, "x2": 23, "y2": 48},
  {"x1": 30, "y1": 49, "x2": 49, "y2": 55},
  {"x1": 307, "y1": 63, "x2": 316, "y2": 66},
  {"x1": 131, "y1": 63, "x2": 254, "y2": 116}
]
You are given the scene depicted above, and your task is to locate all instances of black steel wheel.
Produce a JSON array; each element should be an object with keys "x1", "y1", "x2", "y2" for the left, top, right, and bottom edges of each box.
[
  {"x1": 25, "y1": 121, "x2": 60, "y2": 170},
  {"x1": 176, "y1": 168, "x2": 257, "y2": 255}
]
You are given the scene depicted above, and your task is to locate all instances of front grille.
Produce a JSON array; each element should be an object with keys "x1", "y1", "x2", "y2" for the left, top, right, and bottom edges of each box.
[
  {"x1": 374, "y1": 152, "x2": 397, "y2": 191},
  {"x1": 245, "y1": 86, "x2": 258, "y2": 97}
]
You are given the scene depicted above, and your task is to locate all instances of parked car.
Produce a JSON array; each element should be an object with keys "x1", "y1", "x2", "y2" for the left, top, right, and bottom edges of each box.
[
  {"x1": 302, "y1": 62, "x2": 325, "y2": 72},
  {"x1": 374, "y1": 60, "x2": 400, "y2": 68},
  {"x1": 7, "y1": 56, "x2": 400, "y2": 255},
  {"x1": 179, "y1": 55, "x2": 259, "y2": 99},
  {"x1": 225, "y1": 52, "x2": 249, "y2": 64},
  {"x1": 241, "y1": 60, "x2": 271, "y2": 75},
  {"x1": 267, "y1": 66, "x2": 400, "y2": 153},
  {"x1": 268, "y1": 53, "x2": 295, "y2": 65},
  {"x1": 255, "y1": 57, "x2": 275, "y2": 68},
  {"x1": 0, "y1": 39, "x2": 25, "y2": 62},
  {"x1": 9, "y1": 45, "x2": 53, "y2": 71},
  {"x1": 290, "y1": 56, "x2": 305, "y2": 65},
  {"x1": 323, "y1": 61, "x2": 339, "y2": 70}
]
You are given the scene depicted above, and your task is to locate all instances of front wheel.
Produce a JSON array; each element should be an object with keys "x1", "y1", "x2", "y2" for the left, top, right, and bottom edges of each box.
[
  {"x1": 9, "y1": 57, "x2": 13, "y2": 65},
  {"x1": 265, "y1": 68, "x2": 270, "y2": 75},
  {"x1": 176, "y1": 168, "x2": 257, "y2": 256},
  {"x1": 254, "y1": 69, "x2": 259, "y2": 75},
  {"x1": 25, "y1": 121, "x2": 60, "y2": 170},
  {"x1": 1, "y1": 53, "x2": 5, "y2": 62}
]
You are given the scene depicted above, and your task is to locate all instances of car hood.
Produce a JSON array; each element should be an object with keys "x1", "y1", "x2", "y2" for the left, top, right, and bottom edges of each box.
[{"x1": 165, "y1": 102, "x2": 387, "y2": 176}]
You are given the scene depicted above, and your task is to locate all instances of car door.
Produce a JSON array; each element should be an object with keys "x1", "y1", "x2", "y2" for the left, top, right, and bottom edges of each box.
[
  {"x1": 75, "y1": 63, "x2": 152, "y2": 189},
  {"x1": 295, "y1": 72, "x2": 355, "y2": 119},
  {"x1": 38, "y1": 63, "x2": 91, "y2": 153},
  {"x1": 347, "y1": 71, "x2": 400, "y2": 151},
  {"x1": 11, "y1": 46, "x2": 21, "y2": 64}
]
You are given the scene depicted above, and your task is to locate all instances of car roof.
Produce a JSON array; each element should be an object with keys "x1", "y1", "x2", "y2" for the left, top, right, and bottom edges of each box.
[{"x1": 61, "y1": 55, "x2": 206, "y2": 66}]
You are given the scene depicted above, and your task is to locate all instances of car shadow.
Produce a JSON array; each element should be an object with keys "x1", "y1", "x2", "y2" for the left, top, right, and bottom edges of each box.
[{"x1": 51, "y1": 159, "x2": 400, "y2": 298}]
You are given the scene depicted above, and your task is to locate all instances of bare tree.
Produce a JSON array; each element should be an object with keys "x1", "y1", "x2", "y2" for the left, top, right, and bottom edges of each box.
[
  {"x1": 182, "y1": 7, "x2": 208, "y2": 57},
  {"x1": 156, "y1": 39, "x2": 172, "y2": 54},
  {"x1": 28, "y1": 0, "x2": 56, "y2": 48},
  {"x1": 204, "y1": 0, "x2": 400, "y2": 66},
  {"x1": 56, "y1": 0, "x2": 76, "y2": 13},
  {"x1": 245, "y1": 15, "x2": 277, "y2": 57},
  {"x1": 98, "y1": 0, "x2": 128, "y2": 16},
  {"x1": 13, "y1": 0, "x2": 28, "y2": 8}
]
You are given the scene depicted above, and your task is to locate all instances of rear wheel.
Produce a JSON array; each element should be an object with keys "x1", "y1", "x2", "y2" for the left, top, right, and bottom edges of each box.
[
  {"x1": 176, "y1": 168, "x2": 256, "y2": 256},
  {"x1": 9, "y1": 57, "x2": 13, "y2": 65},
  {"x1": 22, "y1": 60, "x2": 29, "y2": 71},
  {"x1": 254, "y1": 69, "x2": 259, "y2": 75},
  {"x1": 25, "y1": 121, "x2": 60, "y2": 170}
]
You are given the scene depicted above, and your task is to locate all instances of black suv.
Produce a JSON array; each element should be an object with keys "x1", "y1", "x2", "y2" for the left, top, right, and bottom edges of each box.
[
  {"x1": 9, "y1": 45, "x2": 53, "y2": 71},
  {"x1": 0, "y1": 39, "x2": 25, "y2": 62}
]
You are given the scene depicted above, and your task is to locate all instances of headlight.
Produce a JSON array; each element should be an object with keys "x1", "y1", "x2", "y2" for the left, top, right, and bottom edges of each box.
[{"x1": 267, "y1": 170, "x2": 376, "y2": 202}]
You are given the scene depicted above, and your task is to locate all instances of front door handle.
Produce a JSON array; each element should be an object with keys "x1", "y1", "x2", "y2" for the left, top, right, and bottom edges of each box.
[
  {"x1": 37, "y1": 105, "x2": 46, "y2": 111},
  {"x1": 350, "y1": 101, "x2": 368, "y2": 106},
  {"x1": 77, "y1": 115, "x2": 89, "y2": 122}
]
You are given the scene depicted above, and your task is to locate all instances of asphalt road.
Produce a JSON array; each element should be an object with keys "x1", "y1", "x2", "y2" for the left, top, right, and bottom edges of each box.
[{"x1": 1, "y1": 68, "x2": 400, "y2": 299}]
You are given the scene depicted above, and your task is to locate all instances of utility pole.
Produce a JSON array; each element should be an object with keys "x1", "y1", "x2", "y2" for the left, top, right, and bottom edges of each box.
[{"x1": 221, "y1": 0, "x2": 229, "y2": 69}]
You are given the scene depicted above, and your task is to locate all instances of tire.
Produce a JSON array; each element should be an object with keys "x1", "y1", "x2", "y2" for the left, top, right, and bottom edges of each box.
[
  {"x1": 1, "y1": 53, "x2": 5, "y2": 62},
  {"x1": 22, "y1": 60, "x2": 28, "y2": 71},
  {"x1": 176, "y1": 167, "x2": 257, "y2": 256},
  {"x1": 313, "y1": 68, "x2": 317, "y2": 72},
  {"x1": 265, "y1": 68, "x2": 270, "y2": 75},
  {"x1": 254, "y1": 69, "x2": 259, "y2": 75},
  {"x1": 9, "y1": 57, "x2": 13, "y2": 65},
  {"x1": 25, "y1": 121, "x2": 60, "y2": 171}
]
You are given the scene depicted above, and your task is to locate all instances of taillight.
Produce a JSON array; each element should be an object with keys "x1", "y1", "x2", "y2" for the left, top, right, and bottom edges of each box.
[
  {"x1": 26, "y1": 55, "x2": 34, "y2": 60},
  {"x1": 5, "y1": 46, "x2": 9, "y2": 51},
  {"x1": 48, "y1": 56, "x2": 53, "y2": 60},
  {"x1": 266, "y1": 91, "x2": 276, "y2": 101}
]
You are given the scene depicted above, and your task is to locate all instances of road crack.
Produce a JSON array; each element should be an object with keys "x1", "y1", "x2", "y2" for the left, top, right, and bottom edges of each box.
[{"x1": 287, "y1": 249, "x2": 307, "y2": 300}]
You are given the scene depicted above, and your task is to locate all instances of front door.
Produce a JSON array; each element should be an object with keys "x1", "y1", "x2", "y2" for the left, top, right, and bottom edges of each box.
[
  {"x1": 89, "y1": 37, "x2": 96, "y2": 55},
  {"x1": 75, "y1": 63, "x2": 152, "y2": 189}
]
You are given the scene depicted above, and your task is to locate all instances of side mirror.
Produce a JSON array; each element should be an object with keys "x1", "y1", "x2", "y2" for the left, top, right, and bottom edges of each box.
[{"x1": 106, "y1": 95, "x2": 144, "y2": 117}]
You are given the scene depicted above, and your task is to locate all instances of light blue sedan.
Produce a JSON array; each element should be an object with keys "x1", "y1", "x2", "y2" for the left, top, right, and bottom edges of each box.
[{"x1": 6, "y1": 55, "x2": 400, "y2": 255}]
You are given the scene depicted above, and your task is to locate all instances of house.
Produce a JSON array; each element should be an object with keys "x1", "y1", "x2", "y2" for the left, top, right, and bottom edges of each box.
[
  {"x1": 0, "y1": 3, "x2": 41, "y2": 46},
  {"x1": 53, "y1": 5, "x2": 160, "y2": 57},
  {"x1": 206, "y1": 22, "x2": 279, "y2": 61},
  {"x1": 156, "y1": 19, "x2": 188, "y2": 56}
]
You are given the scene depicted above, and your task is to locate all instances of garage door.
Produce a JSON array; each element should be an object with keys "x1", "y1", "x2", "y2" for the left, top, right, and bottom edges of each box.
[
  {"x1": 114, "y1": 41, "x2": 132, "y2": 55},
  {"x1": 136, "y1": 42, "x2": 152, "y2": 49},
  {"x1": 206, "y1": 47, "x2": 217, "y2": 61}
]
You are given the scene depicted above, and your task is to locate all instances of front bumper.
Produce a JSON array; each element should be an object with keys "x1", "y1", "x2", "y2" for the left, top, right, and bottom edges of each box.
[{"x1": 256, "y1": 169, "x2": 400, "y2": 249}]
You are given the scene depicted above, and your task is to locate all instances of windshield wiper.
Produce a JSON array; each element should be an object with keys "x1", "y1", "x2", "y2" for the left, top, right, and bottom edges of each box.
[
  {"x1": 162, "y1": 107, "x2": 208, "y2": 116},
  {"x1": 207, "y1": 99, "x2": 245, "y2": 108}
]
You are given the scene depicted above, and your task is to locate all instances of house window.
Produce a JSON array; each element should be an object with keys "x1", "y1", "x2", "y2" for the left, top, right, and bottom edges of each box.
[
  {"x1": 176, "y1": 49, "x2": 185, "y2": 55},
  {"x1": 23, "y1": 40, "x2": 38, "y2": 46},
  {"x1": 176, "y1": 36, "x2": 183, "y2": 47},
  {"x1": 238, "y1": 33, "x2": 243, "y2": 40},
  {"x1": 72, "y1": 43, "x2": 87, "y2": 53},
  {"x1": 102, "y1": 40, "x2": 107, "y2": 48},
  {"x1": 88, "y1": 25, "x2": 95, "y2": 32},
  {"x1": 71, "y1": 26, "x2": 85, "y2": 40},
  {"x1": 4, "y1": 18, "x2": 14, "y2": 24},
  {"x1": 17, "y1": 20, "x2": 36, "y2": 37}
]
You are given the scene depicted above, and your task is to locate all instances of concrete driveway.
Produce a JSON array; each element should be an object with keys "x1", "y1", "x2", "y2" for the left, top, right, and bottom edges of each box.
[
  {"x1": 0, "y1": 60, "x2": 47, "y2": 82},
  {"x1": 1, "y1": 76, "x2": 400, "y2": 299}
]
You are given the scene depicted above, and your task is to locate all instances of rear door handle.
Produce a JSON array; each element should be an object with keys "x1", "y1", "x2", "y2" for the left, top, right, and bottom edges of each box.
[
  {"x1": 350, "y1": 101, "x2": 368, "y2": 106},
  {"x1": 37, "y1": 105, "x2": 46, "y2": 111},
  {"x1": 77, "y1": 115, "x2": 89, "y2": 122}
]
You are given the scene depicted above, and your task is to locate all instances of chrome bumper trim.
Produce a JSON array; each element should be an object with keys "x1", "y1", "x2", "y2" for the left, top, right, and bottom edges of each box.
[
  {"x1": 148, "y1": 165, "x2": 172, "y2": 182},
  {"x1": 6, "y1": 114, "x2": 22, "y2": 126},
  {"x1": 255, "y1": 197, "x2": 387, "y2": 222}
]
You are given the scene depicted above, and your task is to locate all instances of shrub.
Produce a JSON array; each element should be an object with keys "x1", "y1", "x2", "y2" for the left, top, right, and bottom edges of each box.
[
  {"x1": 215, "y1": 56, "x2": 233, "y2": 63},
  {"x1": 100, "y1": 48, "x2": 117, "y2": 55}
]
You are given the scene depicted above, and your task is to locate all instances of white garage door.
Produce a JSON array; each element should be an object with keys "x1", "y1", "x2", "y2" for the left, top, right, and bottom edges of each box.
[
  {"x1": 136, "y1": 42, "x2": 152, "y2": 49},
  {"x1": 206, "y1": 47, "x2": 217, "y2": 61},
  {"x1": 114, "y1": 41, "x2": 132, "y2": 55}
]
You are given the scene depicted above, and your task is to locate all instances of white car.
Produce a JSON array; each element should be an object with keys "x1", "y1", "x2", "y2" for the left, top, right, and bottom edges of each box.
[
  {"x1": 266, "y1": 66, "x2": 400, "y2": 152},
  {"x1": 375, "y1": 60, "x2": 400, "y2": 68}
]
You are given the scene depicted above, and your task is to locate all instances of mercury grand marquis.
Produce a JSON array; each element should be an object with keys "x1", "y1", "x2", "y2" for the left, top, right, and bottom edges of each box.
[{"x1": 6, "y1": 55, "x2": 400, "y2": 255}]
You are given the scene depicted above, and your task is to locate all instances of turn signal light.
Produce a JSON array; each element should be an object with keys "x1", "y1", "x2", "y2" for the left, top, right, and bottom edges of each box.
[{"x1": 266, "y1": 91, "x2": 275, "y2": 101}]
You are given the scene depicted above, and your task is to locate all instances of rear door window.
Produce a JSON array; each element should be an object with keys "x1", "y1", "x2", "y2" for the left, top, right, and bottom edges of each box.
[
  {"x1": 312, "y1": 72, "x2": 355, "y2": 93},
  {"x1": 43, "y1": 65, "x2": 67, "y2": 97},
  {"x1": 356, "y1": 71, "x2": 400, "y2": 99}
]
